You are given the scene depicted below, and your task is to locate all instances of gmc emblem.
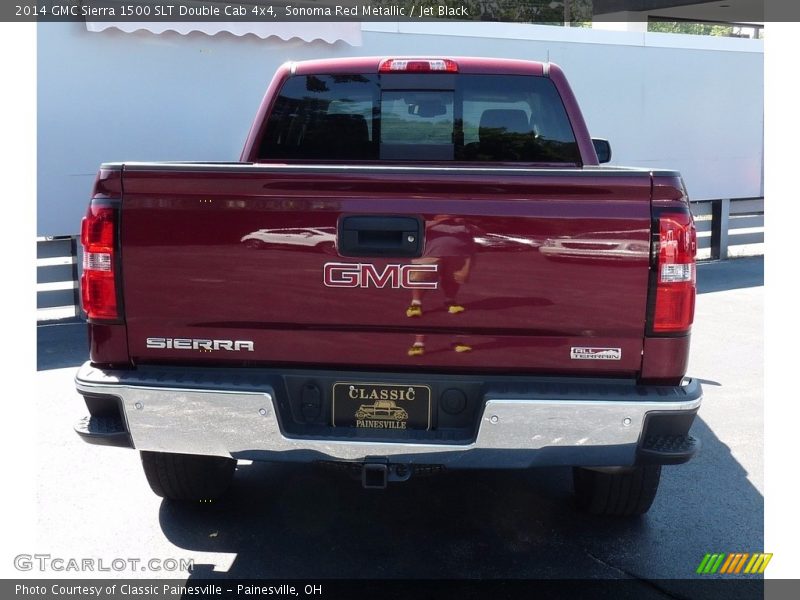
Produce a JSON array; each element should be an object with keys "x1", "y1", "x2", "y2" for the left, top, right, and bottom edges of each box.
[{"x1": 323, "y1": 262, "x2": 438, "y2": 289}]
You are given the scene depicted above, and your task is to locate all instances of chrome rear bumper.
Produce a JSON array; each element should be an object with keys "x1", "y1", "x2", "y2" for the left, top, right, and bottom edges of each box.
[{"x1": 74, "y1": 362, "x2": 702, "y2": 469}]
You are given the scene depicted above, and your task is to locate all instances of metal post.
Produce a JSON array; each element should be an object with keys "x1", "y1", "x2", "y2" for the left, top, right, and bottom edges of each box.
[
  {"x1": 70, "y1": 235, "x2": 80, "y2": 317},
  {"x1": 710, "y1": 199, "x2": 730, "y2": 260}
]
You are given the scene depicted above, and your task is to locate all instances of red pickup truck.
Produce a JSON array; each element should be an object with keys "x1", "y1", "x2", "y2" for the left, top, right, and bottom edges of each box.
[{"x1": 74, "y1": 57, "x2": 700, "y2": 516}]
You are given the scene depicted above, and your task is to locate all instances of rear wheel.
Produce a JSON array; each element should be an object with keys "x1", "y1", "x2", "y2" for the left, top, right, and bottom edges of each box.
[
  {"x1": 572, "y1": 465, "x2": 661, "y2": 516},
  {"x1": 140, "y1": 451, "x2": 236, "y2": 501}
]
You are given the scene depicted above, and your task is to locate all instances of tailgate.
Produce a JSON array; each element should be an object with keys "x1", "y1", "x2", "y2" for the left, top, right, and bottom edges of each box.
[{"x1": 120, "y1": 165, "x2": 652, "y2": 375}]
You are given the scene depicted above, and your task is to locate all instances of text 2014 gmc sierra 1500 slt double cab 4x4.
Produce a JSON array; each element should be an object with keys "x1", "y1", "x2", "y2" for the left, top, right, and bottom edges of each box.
[{"x1": 74, "y1": 57, "x2": 700, "y2": 516}]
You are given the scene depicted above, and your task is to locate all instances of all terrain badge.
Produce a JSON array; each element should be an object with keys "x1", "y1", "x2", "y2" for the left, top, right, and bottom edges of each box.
[
  {"x1": 570, "y1": 347, "x2": 622, "y2": 360},
  {"x1": 331, "y1": 383, "x2": 431, "y2": 430}
]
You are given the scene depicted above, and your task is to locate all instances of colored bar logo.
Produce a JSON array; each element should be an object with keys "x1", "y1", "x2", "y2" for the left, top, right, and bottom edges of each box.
[{"x1": 696, "y1": 553, "x2": 772, "y2": 574}]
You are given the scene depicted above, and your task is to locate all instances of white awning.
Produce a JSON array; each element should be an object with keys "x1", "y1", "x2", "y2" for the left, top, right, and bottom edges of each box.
[{"x1": 84, "y1": 21, "x2": 362, "y2": 46}]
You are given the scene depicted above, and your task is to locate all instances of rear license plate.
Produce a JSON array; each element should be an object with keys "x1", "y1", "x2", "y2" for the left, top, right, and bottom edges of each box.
[{"x1": 332, "y1": 382, "x2": 431, "y2": 431}]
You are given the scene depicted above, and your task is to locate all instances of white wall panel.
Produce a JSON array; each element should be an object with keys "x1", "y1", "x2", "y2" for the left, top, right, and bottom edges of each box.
[{"x1": 37, "y1": 22, "x2": 763, "y2": 235}]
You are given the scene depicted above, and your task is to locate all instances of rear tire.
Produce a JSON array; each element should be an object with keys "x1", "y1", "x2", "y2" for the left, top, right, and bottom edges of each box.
[
  {"x1": 140, "y1": 451, "x2": 236, "y2": 501},
  {"x1": 572, "y1": 465, "x2": 661, "y2": 516}
]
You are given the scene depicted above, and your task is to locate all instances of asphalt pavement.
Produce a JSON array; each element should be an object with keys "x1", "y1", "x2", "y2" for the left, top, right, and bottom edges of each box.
[{"x1": 33, "y1": 257, "x2": 764, "y2": 596}]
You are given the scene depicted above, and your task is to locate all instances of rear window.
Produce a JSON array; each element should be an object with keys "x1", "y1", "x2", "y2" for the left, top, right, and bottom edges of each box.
[{"x1": 258, "y1": 73, "x2": 580, "y2": 164}]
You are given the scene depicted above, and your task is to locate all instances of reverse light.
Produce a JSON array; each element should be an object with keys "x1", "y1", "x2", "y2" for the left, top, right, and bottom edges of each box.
[
  {"x1": 378, "y1": 58, "x2": 459, "y2": 73},
  {"x1": 80, "y1": 201, "x2": 120, "y2": 320},
  {"x1": 652, "y1": 211, "x2": 697, "y2": 333}
]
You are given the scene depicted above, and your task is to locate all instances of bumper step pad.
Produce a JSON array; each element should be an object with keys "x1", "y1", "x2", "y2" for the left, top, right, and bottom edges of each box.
[
  {"x1": 638, "y1": 434, "x2": 699, "y2": 465},
  {"x1": 73, "y1": 415, "x2": 132, "y2": 448}
]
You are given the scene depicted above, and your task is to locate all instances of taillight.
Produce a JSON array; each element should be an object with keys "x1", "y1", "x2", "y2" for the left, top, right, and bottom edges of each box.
[
  {"x1": 652, "y1": 211, "x2": 697, "y2": 333},
  {"x1": 80, "y1": 200, "x2": 120, "y2": 321},
  {"x1": 378, "y1": 58, "x2": 459, "y2": 73}
]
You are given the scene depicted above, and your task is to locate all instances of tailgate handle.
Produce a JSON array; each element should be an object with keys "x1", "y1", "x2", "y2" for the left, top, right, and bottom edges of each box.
[{"x1": 338, "y1": 215, "x2": 423, "y2": 258}]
